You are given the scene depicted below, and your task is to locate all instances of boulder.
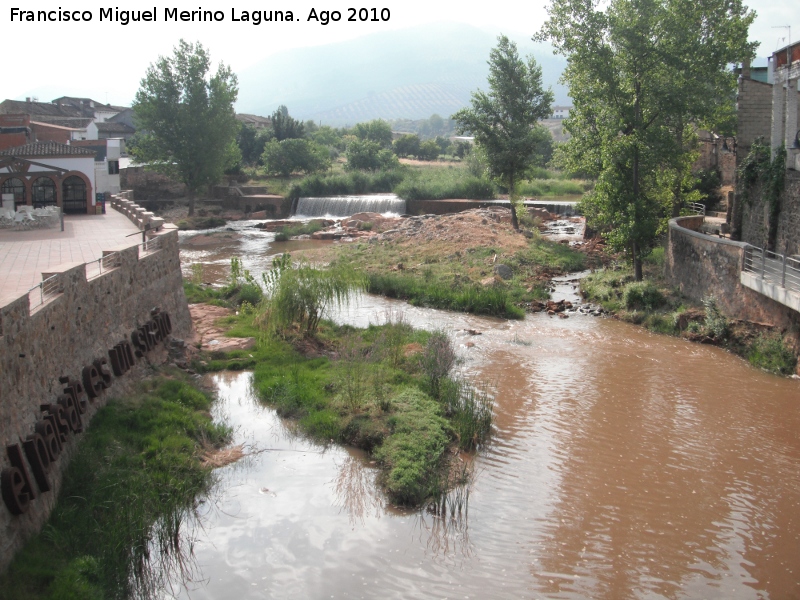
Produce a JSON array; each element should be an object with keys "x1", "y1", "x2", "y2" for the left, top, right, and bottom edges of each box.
[{"x1": 493, "y1": 264, "x2": 513, "y2": 280}]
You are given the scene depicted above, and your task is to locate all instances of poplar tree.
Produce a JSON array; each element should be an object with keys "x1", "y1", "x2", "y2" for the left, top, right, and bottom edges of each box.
[
  {"x1": 452, "y1": 35, "x2": 554, "y2": 231},
  {"x1": 132, "y1": 40, "x2": 240, "y2": 216},
  {"x1": 539, "y1": 0, "x2": 755, "y2": 279}
]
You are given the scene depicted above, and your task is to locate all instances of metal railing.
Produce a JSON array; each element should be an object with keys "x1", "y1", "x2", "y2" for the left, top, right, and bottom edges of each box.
[
  {"x1": 28, "y1": 274, "x2": 60, "y2": 310},
  {"x1": 85, "y1": 252, "x2": 122, "y2": 280},
  {"x1": 140, "y1": 236, "x2": 162, "y2": 255},
  {"x1": 686, "y1": 202, "x2": 706, "y2": 216},
  {"x1": 742, "y1": 246, "x2": 800, "y2": 294}
]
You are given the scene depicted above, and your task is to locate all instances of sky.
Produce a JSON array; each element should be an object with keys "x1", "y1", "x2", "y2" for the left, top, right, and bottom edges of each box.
[{"x1": 2, "y1": 0, "x2": 798, "y2": 108}]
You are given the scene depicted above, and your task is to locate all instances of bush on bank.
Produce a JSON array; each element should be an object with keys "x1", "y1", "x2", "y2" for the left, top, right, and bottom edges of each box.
[
  {"x1": 580, "y1": 254, "x2": 799, "y2": 377},
  {"x1": 0, "y1": 377, "x2": 230, "y2": 600}
]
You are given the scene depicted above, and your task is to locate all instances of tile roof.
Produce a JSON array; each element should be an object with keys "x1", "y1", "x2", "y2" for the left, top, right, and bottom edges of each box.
[
  {"x1": 0, "y1": 142, "x2": 96, "y2": 157},
  {"x1": 33, "y1": 116, "x2": 94, "y2": 129},
  {"x1": 0, "y1": 99, "x2": 89, "y2": 118},
  {"x1": 96, "y1": 122, "x2": 135, "y2": 134}
]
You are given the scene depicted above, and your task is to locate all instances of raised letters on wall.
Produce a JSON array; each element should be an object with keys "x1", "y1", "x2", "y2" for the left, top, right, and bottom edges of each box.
[{"x1": 0, "y1": 311, "x2": 173, "y2": 516}]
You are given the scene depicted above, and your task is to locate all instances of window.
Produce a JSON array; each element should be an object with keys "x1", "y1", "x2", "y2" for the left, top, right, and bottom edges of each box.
[
  {"x1": 108, "y1": 160, "x2": 119, "y2": 175},
  {"x1": 32, "y1": 177, "x2": 57, "y2": 207},
  {"x1": 62, "y1": 176, "x2": 87, "y2": 213},
  {"x1": 1, "y1": 178, "x2": 26, "y2": 209}
]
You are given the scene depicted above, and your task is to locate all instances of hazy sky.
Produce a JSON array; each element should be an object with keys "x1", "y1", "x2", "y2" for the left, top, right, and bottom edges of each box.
[{"x1": 3, "y1": 0, "x2": 798, "y2": 108}]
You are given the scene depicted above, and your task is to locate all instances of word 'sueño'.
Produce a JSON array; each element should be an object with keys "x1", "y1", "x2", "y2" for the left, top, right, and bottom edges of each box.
[{"x1": 0, "y1": 310, "x2": 172, "y2": 516}]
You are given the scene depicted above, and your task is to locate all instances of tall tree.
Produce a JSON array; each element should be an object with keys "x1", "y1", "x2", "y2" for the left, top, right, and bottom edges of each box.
[
  {"x1": 270, "y1": 105, "x2": 305, "y2": 141},
  {"x1": 452, "y1": 35, "x2": 554, "y2": 230},
  {"x1": 538, "y1": 0, "x2": 756, "y2": 278},
  {"x1": 132, "y1": 40, "x2": 239, "y2": 216}
]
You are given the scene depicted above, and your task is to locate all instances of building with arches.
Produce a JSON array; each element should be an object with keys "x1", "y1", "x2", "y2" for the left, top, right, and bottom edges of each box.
[{"x1": 0, "y1": 142, "x2": 96, "y2": 214}]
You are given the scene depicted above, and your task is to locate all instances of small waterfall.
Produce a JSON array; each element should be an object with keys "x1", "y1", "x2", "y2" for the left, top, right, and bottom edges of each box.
[
  {"x1": 294, "y1": 194, "x2": 406, "y2": 218},
  {"x1": 526, "y1": 201, "x2": 579, "y2": 216}
]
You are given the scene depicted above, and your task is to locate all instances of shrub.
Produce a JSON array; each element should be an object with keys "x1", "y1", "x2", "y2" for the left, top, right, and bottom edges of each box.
[
  {"x1": 257, "y1": 254, "x2": 367, "y2": 335},
  {"x1": 702, "y1": 295, "x2": 729, "y2": 340},
  {"x1": 748, "y1": 335, "x2": 797, "y2": 375},
  {"x1": 238, "y1": 283, "x2": 263, "y2": 306},
  {"x1": 439, "y1": 378, "x2": 493, "y2": 451},
  {"x1": 623, "y1": 281, "x2": 665, "y2": 311},
  {"x1": 419, "y1": 330, "x2": 457, "y2": 399}
]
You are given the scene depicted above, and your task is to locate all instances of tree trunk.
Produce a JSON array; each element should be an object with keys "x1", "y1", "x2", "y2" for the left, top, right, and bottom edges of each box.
[
  {"x1": 633, "y1": 241, "x2": 643, "y2": 281},
  {"x1": 671, "y1": 119, "x2": 683, "y2": 218},
  {"x1": 188, "y1": 194, "x2": 196, "y2": 217},
  {"x1": 509, "y1": 176, "x2": 520, "y2": 231}
]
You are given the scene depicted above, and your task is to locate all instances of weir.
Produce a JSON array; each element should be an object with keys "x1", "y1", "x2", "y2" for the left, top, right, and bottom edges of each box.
[{"x1": 294, "y1": 194, "x2": 406, "y2": 218}]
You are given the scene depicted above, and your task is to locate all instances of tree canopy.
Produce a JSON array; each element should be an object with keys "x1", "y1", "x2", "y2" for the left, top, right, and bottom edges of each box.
[
  {"x1": 538, "y1": 0, "x2": 756, "y2": 278},
  {"x1": 261, "y1": 138, "x2": 330, "y2": 177},
  {"x1": 452, "y1": 35, "x2": 554, "y2": 230},
  {"x1": 132, "y1": 40, "x2": 239, "y2": 216},
  {"x1": 270, "y1": 105, "x2": 306, "y2": 141},
  {"x1": 352, "y1": 119, "x2": 393, "y2": 148}
]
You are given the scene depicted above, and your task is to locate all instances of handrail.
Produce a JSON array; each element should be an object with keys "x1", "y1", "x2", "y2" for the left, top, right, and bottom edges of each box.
[
  {"x1": 742, "y1": 245, "x2": 800, "y2": 294},
  {"x1": 85, "y1": 251, "x2": 122, "y2": 280},
  {"x1": 141, "y1": 235, "x2": 161, "y2": 255},
  {"x1": 686, "y1": 202, "x2": 706, "y2": 216},
  {"x1": 28, "y1": 274, "x2": 60, "y2": 309}
]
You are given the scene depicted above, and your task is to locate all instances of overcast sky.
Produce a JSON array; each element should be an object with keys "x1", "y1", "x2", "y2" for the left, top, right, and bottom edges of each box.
[{"x1": 3, "y1": 0, "x2": 798, "y2": 108}]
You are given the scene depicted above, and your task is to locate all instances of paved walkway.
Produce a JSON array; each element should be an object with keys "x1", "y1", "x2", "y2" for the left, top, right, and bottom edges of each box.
[{"x1": 0, "y1": 209, "x2": 141, "y2": 302}]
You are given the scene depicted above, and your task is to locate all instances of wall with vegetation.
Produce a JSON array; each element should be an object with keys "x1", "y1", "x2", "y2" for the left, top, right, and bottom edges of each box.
[
  {"x1": 740, "y1": 170, "x2": 800, "y2": 255},
  {"x1": 0, "y1": 225, "x2": 191, "y2": 571},
  {"x1": 666, "y1": 217, "x2": 799, "y2": 330}
]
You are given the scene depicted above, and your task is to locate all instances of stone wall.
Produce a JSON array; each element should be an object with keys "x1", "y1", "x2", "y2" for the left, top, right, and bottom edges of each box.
[
  {"x1": 740, "y1": 170, "x2": 800, "y2": 256},
  {"x1": 0, "y1": 221, "x2": 191, "y2": 571},
  {"x1": 737, "y1": 78, "x2": 773, "y2": 154},
  {"x1": 666, "y1": 216, "x2": 799, "y2": 330}
]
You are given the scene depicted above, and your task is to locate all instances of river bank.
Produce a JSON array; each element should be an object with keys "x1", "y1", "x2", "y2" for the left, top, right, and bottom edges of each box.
[{"x1": 0, "y1": 374, "x2": 232, "y2": 600}]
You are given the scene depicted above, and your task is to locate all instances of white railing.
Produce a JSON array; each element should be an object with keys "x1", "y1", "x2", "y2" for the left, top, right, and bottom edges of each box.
[
  {"x1": 28, "y1": 274, "x2": 60, "y2": 310},
  {"x1": 686, "y1": 202, "x2": 706, "y2": 216},
  {"x1": 140, "y1": 235, "x2": 161, "y2": 255},
  {"x1": 743, "y1": 246, "x2": 800, "y2": 294},
  {"x1": 85, "y1": 252, "x2": 121, "y2": 280}
]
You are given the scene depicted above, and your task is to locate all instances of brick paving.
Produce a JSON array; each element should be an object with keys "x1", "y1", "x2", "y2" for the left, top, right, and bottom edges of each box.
[{"x1": 0, "y1": 209, "x2": 141, "y2": 302}]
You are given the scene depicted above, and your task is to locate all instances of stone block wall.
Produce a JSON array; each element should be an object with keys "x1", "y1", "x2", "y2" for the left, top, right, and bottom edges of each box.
[
  {"x1": 739, "y1": 171, "x2": 800, "y2": 256},
  {"x1": 737, "y1": 78, "x2": 774, "y2": 154},
  {"x1": 775, "y1": 171, "x2": 800, "y2": 256},
  {"x1": 0, "y1": 223, "x2": 191, "y2": 571},
  {"x1": 666, "y1": 217, "x2": 799, "y2": 330}
]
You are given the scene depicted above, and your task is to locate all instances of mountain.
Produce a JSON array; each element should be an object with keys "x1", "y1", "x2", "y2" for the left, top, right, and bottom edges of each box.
[{"x1": 236, "y1": 23, "x2": 568, "y2": 126}]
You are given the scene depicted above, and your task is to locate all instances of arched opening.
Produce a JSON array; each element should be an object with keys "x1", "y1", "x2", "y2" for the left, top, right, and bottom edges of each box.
[
  {"x1": 62, "y1": 175, "x2": 87, "y2": 214},
  {"x1": 32, "y1": 177, "x2": 57, "y2": 208},
  {"x1": 1, "y1": 178, "x2": 26, "y2": 210}
]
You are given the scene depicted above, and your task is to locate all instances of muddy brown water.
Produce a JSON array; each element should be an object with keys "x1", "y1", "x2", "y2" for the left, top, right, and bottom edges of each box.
[{"x1": 173, "y1": 230, "x2": 800, "y2": 599}]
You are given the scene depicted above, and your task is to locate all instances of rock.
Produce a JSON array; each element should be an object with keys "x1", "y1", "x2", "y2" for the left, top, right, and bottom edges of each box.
[
  {"x1": 493, "y1": 264, "x2": 513, "y2": 280},
  {"x1": 558, "y1": 313, "x2": 569, "y2": 319},
  {"x1": 480, "y1": 276, "x2": 497, "y2": 287},
  {"x1": 465, "y1": 329, "x2": 482, "y2": 336}
]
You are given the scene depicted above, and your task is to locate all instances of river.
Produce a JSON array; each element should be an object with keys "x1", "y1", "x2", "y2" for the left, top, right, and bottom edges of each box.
[{"x1": 170, "y1": 227, "x2": 800, "y2": 599}]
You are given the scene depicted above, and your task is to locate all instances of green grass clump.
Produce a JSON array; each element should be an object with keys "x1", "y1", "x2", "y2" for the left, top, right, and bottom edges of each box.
[
  {"x1": 374, "y1": 388, "x2": 451, "y2": 505},
  {"x1": 623, "y1": 281, "x2": 666, "y2": 311},
  {"x1": 0, "y1": 377, "x2": 230, "y2": 600},
  {"x1": 748, "y1": 335, "x2": 797, "y2": 375},
  {"x1": 393, "y1": 167, "x2": 495, "y2": 200},
  {"x1": 368, "y1": 272, "x2": 525, "y2": 319},
  {"x1": 273, "y1": 220, "x2": 324, "y2": 241},
  {"x1": 289, "y1": 169, "x2": 405, "y2": 199}
]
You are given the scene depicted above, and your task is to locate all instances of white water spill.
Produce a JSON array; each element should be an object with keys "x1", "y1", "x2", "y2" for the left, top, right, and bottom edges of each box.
[{"x1": 294, "y1": 194, "x2": 406, "y2": 218}]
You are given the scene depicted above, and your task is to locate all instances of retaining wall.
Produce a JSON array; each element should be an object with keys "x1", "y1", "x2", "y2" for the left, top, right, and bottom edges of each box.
[
  {"x1": 0, "y1": 207, "x2": 191, "y2": 571},
  {"x1": 666, "y1": 216, "x2": 799, "y2": 330}
]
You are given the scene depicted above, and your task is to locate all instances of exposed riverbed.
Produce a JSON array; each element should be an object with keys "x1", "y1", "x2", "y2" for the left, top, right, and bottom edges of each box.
[{"x1": 172, "y1": 224, "x2": 800, "y2": 599}]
